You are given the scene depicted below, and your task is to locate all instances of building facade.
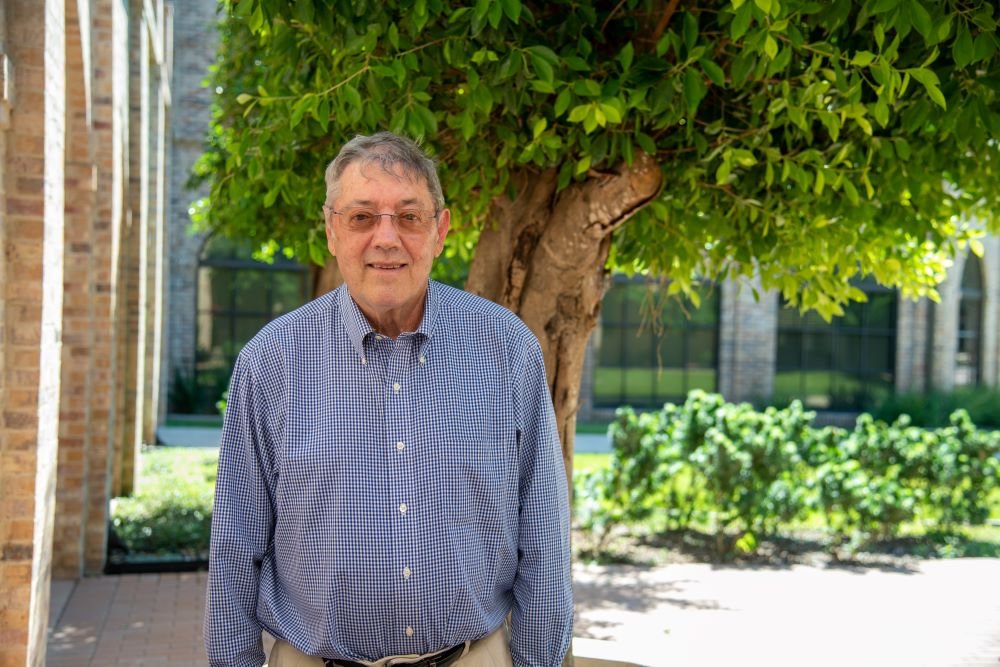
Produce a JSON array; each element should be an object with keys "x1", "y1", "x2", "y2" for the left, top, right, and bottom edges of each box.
[{"x1": 0, "y1": 0, "x2": 172, "y2": 663}]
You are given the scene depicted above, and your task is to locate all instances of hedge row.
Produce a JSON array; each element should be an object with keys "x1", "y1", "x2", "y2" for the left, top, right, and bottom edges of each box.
[{"x1": 576, "y1": 390, "x2": 1000, "y2": 557}]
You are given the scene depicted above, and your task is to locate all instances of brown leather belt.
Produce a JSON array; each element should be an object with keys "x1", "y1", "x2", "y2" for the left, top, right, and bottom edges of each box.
[{"x1": 324, "y1": 641, "x2": 465, "y2": 667}]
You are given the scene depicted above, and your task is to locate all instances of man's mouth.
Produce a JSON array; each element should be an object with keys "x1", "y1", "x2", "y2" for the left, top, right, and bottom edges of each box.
[{"x1": 369, "y1": 262, "x2": 405, "y2": 270}]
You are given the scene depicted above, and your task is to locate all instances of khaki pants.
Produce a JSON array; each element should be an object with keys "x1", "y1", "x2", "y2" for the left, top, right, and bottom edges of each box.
[{"x1": 268, "y1": 624, "x2": 513, "y2": 667}]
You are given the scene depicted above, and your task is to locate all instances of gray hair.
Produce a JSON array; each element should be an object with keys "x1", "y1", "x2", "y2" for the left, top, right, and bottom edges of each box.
[{"x1": 324, "y1": 132, "x2": 444, "y2": 212}]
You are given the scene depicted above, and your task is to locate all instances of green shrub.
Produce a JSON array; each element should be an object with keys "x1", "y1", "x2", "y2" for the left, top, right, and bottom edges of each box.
[
  {"x1": 873, "y1": 388, "x2": 1000, "y2": 429},
  {"x1": 111, "y1": 447, "x2": 217, "y2": 556},
  {"x1": 577, "y1": 391, "x2": 1000, "y2": 560}
]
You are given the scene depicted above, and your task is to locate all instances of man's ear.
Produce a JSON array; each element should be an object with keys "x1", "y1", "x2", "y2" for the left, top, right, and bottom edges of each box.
[
  {"x1": 434, "y1": 208, "x2": 451, "y2": 256},
  {"x1": 324, "y1": 208, "x2": 338, "y2": 257}
]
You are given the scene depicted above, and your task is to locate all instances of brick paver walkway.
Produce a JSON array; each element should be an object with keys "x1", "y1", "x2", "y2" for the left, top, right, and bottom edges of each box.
[{"x1": 47, "y1": 559, "x2": 1000, "y2": 666}]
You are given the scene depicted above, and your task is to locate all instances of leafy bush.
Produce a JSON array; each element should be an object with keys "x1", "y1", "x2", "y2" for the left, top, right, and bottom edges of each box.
[
  {"x1": 111, "y1": 447, "x2": 218, "y2": 556},
  {"x1": 873, "y1": 388, "x2": 1000, "y2": 429},
  {"x1": 578, "y1": 390, "x2": 1000, "y2": 559}
]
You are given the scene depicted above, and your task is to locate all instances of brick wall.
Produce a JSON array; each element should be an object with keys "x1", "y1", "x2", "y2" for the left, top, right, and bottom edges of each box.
[{"x1": 0, "y1": 0, "x2": 65, "y2": 664}]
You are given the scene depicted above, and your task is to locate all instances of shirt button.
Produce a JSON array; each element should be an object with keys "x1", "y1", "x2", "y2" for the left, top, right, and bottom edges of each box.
[
  {"x1": 393, "y1": 382, "x2": 401, "y2": 392},
  {"x1": 396, "y1": 441, "x2": 405, "y2": 452},
  {"x1": 405, "y1": 626, "x2": 414, "y2": 638},
  {"x1": 403, "y1": 566, "x2": 412, "y2": 579},
  {"x1": 360, "y1": 357, "x2": 367, "y2": 366},
  {"x1": 418, "y1": 355, "x2": 426, "y2": 365},
  {"x1": 399, "y1": 503, "x2": 407, "y2": 514}
]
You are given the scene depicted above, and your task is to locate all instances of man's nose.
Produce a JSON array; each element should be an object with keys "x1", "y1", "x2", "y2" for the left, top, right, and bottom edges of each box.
[{"x1": 371, "y1": 214, "x2": 403, "y2": 246}]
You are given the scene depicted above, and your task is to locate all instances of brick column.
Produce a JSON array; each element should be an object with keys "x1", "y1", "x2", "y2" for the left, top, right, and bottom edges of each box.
[
  {"x1": 717, "y1": 275, "x2": 778, "y2": 403},
  {"x1": 53, "y1": 0, "x2": 96, "y2": 579},
  {"x1": 931, "y1": 254, "x2": 963, "y2": 390},
  {"x1": 0, "y1": 1, "x2": 65, "y2": 664},
  {"x1": 980, "y1": 235, "x2": 999, "y2": 387},
  {"x1": 894, "y1": 297, "x2": 932, "y2": 393}
]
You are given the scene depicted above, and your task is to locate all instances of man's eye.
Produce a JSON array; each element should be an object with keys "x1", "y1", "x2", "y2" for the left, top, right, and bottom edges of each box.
[
  {"x1": 399, "y1": 211, "x2": 421, "y2": 223},
  {"x1": 351, "y1": 212, "x2": 375, "y2": 224}
]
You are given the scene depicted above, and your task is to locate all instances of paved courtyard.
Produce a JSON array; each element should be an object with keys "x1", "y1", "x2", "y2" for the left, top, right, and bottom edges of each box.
[{"x1": 47, "y1": 558, "x2": 1000, "y2": 666}]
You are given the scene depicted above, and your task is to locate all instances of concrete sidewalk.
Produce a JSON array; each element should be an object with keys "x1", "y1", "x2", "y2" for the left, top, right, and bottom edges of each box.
[
  {"x1": 47, "y1": 559, "x2": 1000, "y2": 666},
  {"x1": 156, "y1": 425, "x2": 613, "y2": 453}
]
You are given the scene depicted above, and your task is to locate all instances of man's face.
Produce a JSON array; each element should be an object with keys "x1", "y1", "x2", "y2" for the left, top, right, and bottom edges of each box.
[{"x1": 324, "y1": 161, "x2": 450, "y2": 335}]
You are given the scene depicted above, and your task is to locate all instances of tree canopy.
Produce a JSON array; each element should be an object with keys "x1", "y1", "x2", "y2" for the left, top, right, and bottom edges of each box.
[{"x1": 194, "y1": 0, "x2": 1000, "y2": 319}]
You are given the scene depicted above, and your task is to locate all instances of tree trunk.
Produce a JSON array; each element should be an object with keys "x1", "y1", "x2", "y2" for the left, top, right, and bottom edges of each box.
[
  {"x1": 311, "y1": 258, "x2": 343, "y2": 298},
  {"x1": 465, "y1": 152, "x2": 662, "y2": 491}
]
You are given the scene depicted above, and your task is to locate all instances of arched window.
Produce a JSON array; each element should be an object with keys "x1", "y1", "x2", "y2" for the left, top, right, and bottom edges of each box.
[
  {"x1": 194, "y1": 236, "x2": 309, "y2": 413},
  {"x1": 592, "y1": 276, "x2": 718, "y2": 408},
  {"x1": 955, "y1": 255, "x2": 983, "y2": 386},
  {"x1": 775, "y1": 280, "x2": 896, "y2": 410}
]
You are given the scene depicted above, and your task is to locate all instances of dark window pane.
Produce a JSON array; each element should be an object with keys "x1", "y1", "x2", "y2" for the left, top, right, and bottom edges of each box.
[
  {"x1": 593, "y1": 277, "x2": 718, "y2": 407},
  {"x1": 863, "y1": 336, "x2": 894, "y2": 372},
  {"x1": 867, "y1": 293, "x2": 895, "y2": 329},
  {"x1": 776, "y1": 332, "x2": 802, "y2": 369},
  {"x1": 776, "y1": 281, "x2": 896, "y2": 411},
  {"x1": 687, "y1": 331, "x2": 716, "y2": 367}
]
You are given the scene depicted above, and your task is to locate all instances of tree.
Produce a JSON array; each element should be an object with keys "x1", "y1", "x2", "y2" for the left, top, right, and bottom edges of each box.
[{"x1": 193, "y1": 0, "x2": 1000, "y2": 485}]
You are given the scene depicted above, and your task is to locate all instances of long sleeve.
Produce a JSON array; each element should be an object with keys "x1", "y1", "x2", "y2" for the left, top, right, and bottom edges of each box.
[
  {"x1": 205, "y1": 350, "x2": 282, "y2": 667},
  {"x1": 509, "y1": 338, "x2": 573, "y2": 667}
]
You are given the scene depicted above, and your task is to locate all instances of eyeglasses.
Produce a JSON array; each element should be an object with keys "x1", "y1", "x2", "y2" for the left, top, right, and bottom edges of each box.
[{"x1": 324, "y1": 206, "x2": 438, "y2": 234}]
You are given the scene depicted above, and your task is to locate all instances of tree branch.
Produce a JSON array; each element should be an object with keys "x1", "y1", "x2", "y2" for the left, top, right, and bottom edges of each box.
[{"x1": 651, "y1": 0, "x2": 683, "y2": 46}]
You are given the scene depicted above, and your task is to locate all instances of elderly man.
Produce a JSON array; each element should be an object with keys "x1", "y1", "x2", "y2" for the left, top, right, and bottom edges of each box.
[{"x1": 205, "y1": 132, "x2": 573, "y2": 667}]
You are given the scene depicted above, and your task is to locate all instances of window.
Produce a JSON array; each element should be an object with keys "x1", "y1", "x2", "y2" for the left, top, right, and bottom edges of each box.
[
  {"x1": 193, "y1": 236, "x2": 309, "y2": 413},
  {"x1": 955, "y1": 256, "x2": 983, "y2": 386},
  {"x1": 593, "y1": 277, "x2": 718, "y2": 408},
  {"x1": 774, "y1": 280, "x2": 896, "y2": 410}
]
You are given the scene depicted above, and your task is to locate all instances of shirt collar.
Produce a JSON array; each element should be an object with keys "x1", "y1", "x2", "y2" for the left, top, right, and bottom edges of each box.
[{"x1": 337, "y1": 280, "x2": 441, "y2": 360}]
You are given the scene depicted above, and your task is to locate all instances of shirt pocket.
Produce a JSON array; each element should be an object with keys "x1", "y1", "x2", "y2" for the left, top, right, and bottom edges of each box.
[{"x1": 438, "y1": 426, "x2": 517, "y2": 527}]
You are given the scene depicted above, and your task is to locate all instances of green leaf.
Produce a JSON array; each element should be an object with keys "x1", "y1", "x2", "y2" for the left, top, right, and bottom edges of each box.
[
  {"x1": 617, "y1": 42, "x2": 635, "y2": 72},
  {"x1": 700, "y1": 59, "x2": 726, "y2": 87},
  {"x1": 236, "y1": 93, "x2": 254, "y2": 105},
  {"x1": 870, "y1": 0, "x2": 899, "y2": 13},
  {"x1": 754, "y1": 0, "x2": 772, "y2": 15},
  {"x1": 500, "y1": 0, "x2": 521, "y2": 23},
  {"x1": 532, "y1": 117, "x2": 547, "y2": 139},
  {"x1": 909, "y1": 68, "x2": 946, "y2": 109},
  {"x1": 683, "y1": 68, "x2": 707, "y2": 115},
  {"x1": 764, "y1": 35, "x2": 778, "y2": 60},
  {"x1": 843, "y1": 179, "x2": 860, "y2": 205},
  {"x1": 953, "y1": 25, "x2": 973, "y2": 68},
  {"x1": 574, "y1": 79, "x2": 602, "y2": 97},
  {"x1": 529, "y1": 79, "x2": 555, "y2": 93},
  {"x1": 683, "y1": 12, "x2": 699, "y2": 53},
  {"x1": 716, "y1": 160, "x2": 732, "y2": 184},
  {"x1": 731, "y1": 2, "x2": 753, "y2": 40},
  {"x1": 872, "y1": 97, "x2": 889, "y2": 126},
  {"x1": 529, "y1": 53, "x2": 554, "y2": 83},
  {"x1": 973, "y1": 32, "x2": 998, "y2": 63},
  {"x1": 568, "y1": 104, "x2": 590, "y2": 123},
  {"x1": 342, "y1": 84, "x2": 361, "y2": 110},
  {"x1": 851, "y1": 51, "x2": 876, "y2": 67},
  {"x1": 488, "y1": 0, "x2": 503, "y2": 29},
  {"x1": 576, "y1": 155, "x2": 591, "y2": 175},
  {"x1": 599, "y1": 101, "x2": 623, "y2": 124},
  {"x1": 635, "y1": 131, "x2": 657, "y2": 155},
  {"x1": 909, "y1": 0, "x2": 933, "y2": 41},
  {"x1": 554, "y1": 88, "x2": 572, "y2": 117}
]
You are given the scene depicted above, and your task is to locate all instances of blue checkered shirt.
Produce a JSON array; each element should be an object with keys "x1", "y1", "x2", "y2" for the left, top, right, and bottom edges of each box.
[{"x1": 205, "y1": 281, "x2": 573, "y2": 667}]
